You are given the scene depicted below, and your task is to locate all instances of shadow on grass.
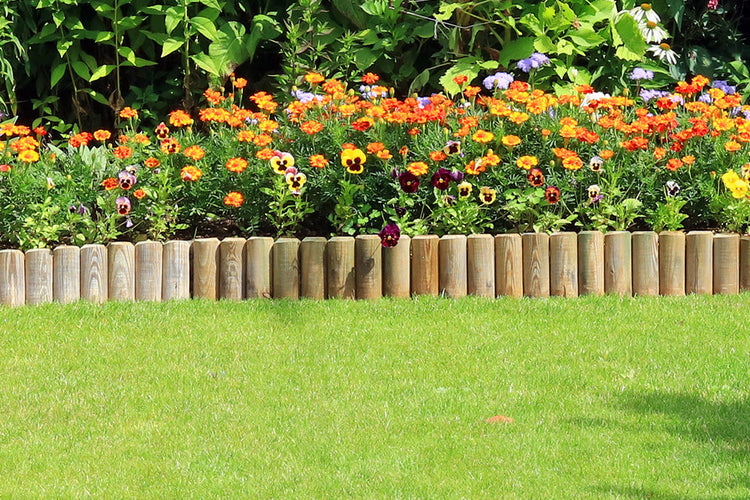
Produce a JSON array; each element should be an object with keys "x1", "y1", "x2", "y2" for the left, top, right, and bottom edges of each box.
[{"x1": 592, "y1": 389, "x2": 750, "y2": 499}]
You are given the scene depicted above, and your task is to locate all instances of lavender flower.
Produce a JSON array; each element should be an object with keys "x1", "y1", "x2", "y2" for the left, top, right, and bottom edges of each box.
[
  {"x1": 629, "y1": 67, "x2": 654, "y2": 80},
  {"x1": 712, "y1": 80, "x2": 736, "y2": 95},
  {"x1": 482, "y1": 72, "x2": 514, "y2": 90},
  {"x1": 640, "y1": 89, "x2": 670, "y2": 102}
]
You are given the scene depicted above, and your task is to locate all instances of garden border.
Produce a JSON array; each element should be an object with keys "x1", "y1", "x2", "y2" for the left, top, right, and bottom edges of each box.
[{"x1": 1, "y1": 231, "x2": 748, "y2": 306}]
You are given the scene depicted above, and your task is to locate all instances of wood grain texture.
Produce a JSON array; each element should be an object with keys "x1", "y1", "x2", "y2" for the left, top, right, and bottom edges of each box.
[
  {"x1": 467, "y1": 234, "x2": 494, "y2": 297},
  {"x1": 741, "y1": 237, "x2": 750, "y2": 291},
  {"x1": 272, "y1": 238, "x2": 300, "y2": 299},
  {"x1": 411, "y1": 235, "x2": 439, "y2": 296},
  {"x1": 162, "y1": 240, "x2": 191, "y2": 301},
  {"x1": 53, "y1": 245, "x2": 81, "y2": 304},
  {"x1": 713, "y1": 233, "x2": 739, "y2": 295},
  {"x1": 300, "y1": 237, "x2": 327, "y2": 299},
  {"x1": 550, "y1": 232, "x2": 578, "y2": 297},
  {"x1": 578, "y1": 231, "x2": 604, "y2": 296},
  {"x1": 631, "y1": 231, "x2": 659, "y2": 296},
  {"x1": 604, "y1": 231, "x2": 632, "y2": 296},
  {"x1": 135, "y1": 241, "x2": 163, "y2": 302},
  {"x1": 522, "y1": 233, "x2": 549, "y2": 298},
  {"x1": 191, "y1": 238, "x2": 220, "y2": 300},
  {"x1": 81, "y1": 244, "x2": 108, "y2": 303},
  {"x1": 355, "y1": 235, "x2": 382, "y2": 299},
  {"x1": 0, "y1": 250, "x2": 24, "y2": 307},
  {"x1": 219, "y1": 238, "x2": 245, "y2": 300},
  {"x1": 25, "y1": 249, "x2": 52, "y2": 305},
  {"x1": 494, "y1": 234, "x2": 522, "y2": 298},
  {"x1": 245, "y1": 237, "x2": 273, "y2": 299},
  {"x1": 658, "y1": 231, "x2": 685, "y2": 296},
  {"x1": 439, "y1": 235, "x2": 467, "y2": 298},
  {"x1": 382, "y1": 235, "x2": 410, "y2": 298},
  {"x1": 108, "y1": 242, "x2": 135, "y2": 301},
  {"x1": 326, "y1": 236, "x2": 355, "y2": 299},
  {"x1": 686, "y1": 231, "x2": 713, "y2": 295}
]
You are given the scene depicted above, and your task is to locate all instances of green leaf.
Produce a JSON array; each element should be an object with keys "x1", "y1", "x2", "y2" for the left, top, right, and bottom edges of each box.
[
  {"x1": 354, "y1": 47, "x2": 378, "y2": 69},
  {"x1": 408, "y1": 69, "x2": 430, "y2": 95},
  {"x1": 57, "y1": 40, "x2": 72, "y2": 57},
  {"x1": 195, "y1": 0, "x2": 221, "y2": 10},
  {"x1": 613, "y1": 13, "x2": 647, "y2": 56},
  {"x1": 568, "y1": 28, "x2": 605, "y2": 48},
  {"x1": 71, "y1": 60, "x2": 90, "y2": 79},
  {"x1": 191, "y1": 53, "x2": 221, "y2": 76},
  {"x1": 361, "y1": 0, "x2": 388, "y2": 16},
  {"x1": 52, "y1": 10, "x2": 65, "y2": 27},
  {"x1": 161, "y1": 38, "x2": 185, "y2": 57},
  {"x1": 50, "y1": 62, "x2": 66, "y2": 88},
  {"x1": 245, "y1": 15, "x2": 281, "y2": 62},
  {"x1": 434, "y1": 2, "x2": 461, "y2": 22},
  {"x1": 496, "y1": 37, "x2": 535, "y2": 67},
  {"x1": 118, "y1": 16, "x2": 145, "y2": 31},
  {"x1": 534, "y1": 35, "x2": 555, "y2": 54},
  {"x1": 165, "y1": 6, "x2": 182, "y2": 35},
  {"x1": 94, "y1": 31, "x2": 114, "y2": 43},
  {"x1": 118, "y1": 46, "x2": 137, "y2": 65},
  {"x1": 89, "y1": 64, "x2": 116, "y2": 82},
  {"x1": 190, "y1": 16, "x2": 218, "y2": 42}
]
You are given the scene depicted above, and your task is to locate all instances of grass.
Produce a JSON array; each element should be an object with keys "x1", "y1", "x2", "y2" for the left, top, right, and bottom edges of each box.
[{"x1": 1, "y1": 295, "x2": 749, "y2": 498}]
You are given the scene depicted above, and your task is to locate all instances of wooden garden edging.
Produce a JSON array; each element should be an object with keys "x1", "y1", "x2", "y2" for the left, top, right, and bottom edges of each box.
[{"x1": 1, "y1": 231, "x2": 749, "y2": 306}]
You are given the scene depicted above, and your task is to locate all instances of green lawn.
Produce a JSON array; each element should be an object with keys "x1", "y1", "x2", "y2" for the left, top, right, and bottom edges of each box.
[{"x1": 1, "y1": 295, "x2": 748, "y2": 498}]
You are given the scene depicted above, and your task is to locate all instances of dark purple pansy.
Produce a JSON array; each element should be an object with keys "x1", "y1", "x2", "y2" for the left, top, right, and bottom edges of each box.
[
  {"x1": 431, "y1": 168, "x2": 452, "y2": 190},
  {"x1": 399, "y1": 171, "x2": 419, "y2": 193},
  {"x1": 378, "y1": 223, "x2": 401, "y2": 248}
]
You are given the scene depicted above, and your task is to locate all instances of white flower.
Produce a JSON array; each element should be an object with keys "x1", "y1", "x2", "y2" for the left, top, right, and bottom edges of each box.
[
  {"x1": 648, "y1": 43, "x2": 679, "y2": 65},
  {"x1": 630, "y1": 3, "x2": 661, "y2": 24},
  {"x1": 640, "y1": 21, "x2": 669, "y2": 44}
]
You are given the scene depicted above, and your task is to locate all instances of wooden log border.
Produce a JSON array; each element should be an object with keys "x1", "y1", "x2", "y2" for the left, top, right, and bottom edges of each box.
[{"x1": 2, "y1": 231, "x2": 749, "y2": 306}]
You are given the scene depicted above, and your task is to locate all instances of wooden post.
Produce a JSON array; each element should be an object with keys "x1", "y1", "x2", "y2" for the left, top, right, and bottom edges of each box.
[
  {"x1": 326, "y1": 236, "x2": 355, "y2": 299},
  {"x1": 550, "y1": 232, "x2": 578, "y2": 297},
  {"x1": 686, "y1": 231, "x2": 713, "y2": 295},
  {"x1": 659, "y1": 231, "x2": 685, "y2": 296},
  {"x1": 135, "y1": 241, "x2": 163, "y2": 302},
  {"x1": 300, "y1": 237, "x2": 327, "y2": 299},
  {"x1": 81, "y1": 244, "x2": 107, "y2": 303},
  {"x1": 245, "y1": 237, "x2": 273, "y2": 299},
  {"x1": 467, "y1": 234, "x2": 494, "y2": 297},
  {"x1": 162, "y1": 240, "x2": 191, "y2": 301},
  {"x1": 495, "y1": 234, "x2": 522, "y2": 298},
  {"x1": 0, "y1": 250, "x2": 24, "y2": 307},
  {"x1": 631, "y1": 231, "x2": 658, "y2": 296},
  {"x1": 355, "y1": 235, "x2": 382, "y2": 299},
  {"x1": 411, "y1": 235, "x2": 439, "y2": 296},
  {"x1": 713, "y1": 233, "x2": 739, "y2": 295},
  {"x1": 578, "y1": 231, "x2": 604, "y2": 296},
  {"x1": 604, "y1": 231, "x2": 631, "y2": 296},
  {"x1": 741, "y1": 236, "x2": 750, "y2": 292},
  {"x1": 192, "y1": 238, "x2": 220, "y2": 300},
  {"x1": 53, "y1": 245, "x2": 81, "y2": 304},
  {"x1": 272, "y1": 237, "x2": 300, "y2": 299},
  {"x1": 439, "y1": 235, "x2": 467, "y2": 298},
  {"x1": 382, "y1": 235, "x2": 410, "y2": 298},
  {"x1": 25, "y1": 248, "x2": 52, "y2": 305},
  {"x1": 219, "y1": 237, "x2": 245, "y2": 300},
  {"x1": 108, "y1": 242, "x2": 135, "y2": 301},
  {"x1": 522, "y1": 233, "x2": 549, "y2": 298}
]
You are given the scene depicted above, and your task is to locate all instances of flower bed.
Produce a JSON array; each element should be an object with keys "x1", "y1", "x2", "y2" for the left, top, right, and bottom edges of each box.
[
  {"x1": 1, "y1": 64, "x2": 750, "y2": 252},
  {"x1": 1, "y1": 231, "x2": 749, "y2": 306}
]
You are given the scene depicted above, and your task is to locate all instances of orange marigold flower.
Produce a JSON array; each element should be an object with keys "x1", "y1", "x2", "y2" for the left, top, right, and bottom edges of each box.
[
  {"x1": 552, "y1": 148, "x2": 576, "y2": 159},
  {"x1": 301, "y1": 120, "x2": 324, "y2": 135},
  {"x1": 113, "y1": 145, "x2": 133, "y2": 159},
  {"x1": 407, "y1": 161, "x2": 429, "y2": 176},
  {"x1": 183, "y1": 145, "x2": 205, "y2": 161},
  {"x1": 430, "y1": 151, "x2": 448, "y2": 162},
  {"x1": 204, "y1": 88, "x2": 225, "y2": 105},
  {"x1": 725, "y1": 140, "x2": 741, "y2": 152},
  {"x1": 465, "y1": 159, "x2": 486, "y2": 175},
  {"x1": 224, "y1": 191, "x2": 244, "y2": 207},
  {"x1": 309, "y1": 154, "x2": 329, "y2": 168},
  {"x1": 376, "y1": 150, "x2": 393, "y2": 160},
  {"x1": 305, "y1": 72, "x2": 325, "y2": 84},
  {"x1": 226, "y1": 157, "x2": 248, "y2": 173},
  {"x1": 144, "y1": 157, "x2": 160, "y2": 169},
  {"x1": 599, "y1": 149, "x2": 614, "y2": 160},
  {"x1": 653, "y1": 147, "x2": 667, "y2": 160},
  {"x1": 341, "y1": 143, "x2": 357, "y2": 150},
  {"x1": 102, "y1": 177, "x2": 118, "y2": 190},
  {"x1": 464, "y1": 86, "x2": 481, "y2": 98},
  {"x1": 541, "y1": 128, "x2": 552, "y2": 137},
  {"x1": 472, "y1": 129, "x2": 495, "y2": 143},
  {"x1": 482, "y1": 151, "x2": 501, "y2": 166},
  {"x1": 559, "y1": 125, "x2": 577, "y2": 139},
  {"x1": 252, "y1": 133, "x2": 272, "y2": 147},
  {"x1": 18, "y1": 149, "x2": 40, "y2": 163},
  {"x1": 322, "y1": 79, "x2": 345, "y2": 94},
  {"x1": 119, "y1": 107, "x2": 138, "y2": 119},
  {"x1": 180, "y1": 165, "x2": 203, "y2": 182},
  {"x1": 453, "y1": 75, "x2": 468, "y2": 86},
  {"x1": 237, "y1": 130, "x2": 255, "y2": 143},
  {"x1": 94, "y1": 129, "x2": 111, "y2": 141},
  {"x1": 256, "y1": 148, "x2": 276, "y2": 160},
  {"x1": 233, "y1": 77, "x2": 247, "y2": 89},
  {"x1": 352, "y1": 117, "x2": 374, "y2": 132},
  {"x1": 501, "y1": 135, "x2": 521, "y2": 148},
  {"x1": 399, "y1": 146, "x2": 409, "y2": 156},
  {"x1": 361, "y1": 72, "x2": 380, "y2": 84},
  {"x1": 666, "y1": 158, "x2": 683, "y2": 171},
  {"x1": 681, "y1": 155, "x2": 695, "y2": 165},
  {"x1": 562, "y1": 156, "x2": 583, "y2": 171},
  {"x1": 516, "y1": 155, "x2": 538, "y2": 170},
  {"x1": 134, "y1": 133, "x2": 150, "y2": 145},
  {"x1": 622, "y1": 137, "x2": 649, "y2": 151},
  {"x1": 169, "y1": 109, "x2": 194, "y2": 127},
  {"x1": 33, "y1": 126, "x2": 47, "y2": 136},
  {"x1": 133, "y1": 188, "x2": 147, "y2": 199},
  {"x1": 367, "y1": 142, "x2": 385, "y2": 154}
]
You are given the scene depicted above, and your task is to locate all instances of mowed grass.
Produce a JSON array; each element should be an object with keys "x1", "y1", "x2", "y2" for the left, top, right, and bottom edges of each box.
[{"x1": 1, "y1": 295, "x2": 749, "y2": 499}]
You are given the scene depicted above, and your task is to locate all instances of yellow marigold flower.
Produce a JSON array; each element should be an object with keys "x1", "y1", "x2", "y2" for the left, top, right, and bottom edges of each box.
[
  {"x1": 516, "y1": 156, "x2": 538, "y2": 170},
  {"x1": 119, "y1": 107, "x2": 138, "y2": 119},
  {"x1": 144, "y1": 157, "x2": 160, "y2": 169},
  {"x1": 482, "y1": 151, "x2": 500, "y2": 166},
  {"x1": 183, "y1": 145, "x2": 205, "y2": 161},
  {"x1": 406, "y1": 161, "x2": 429, "y2": 176},
  {"x1": 94, "y1": 129, "x2": 111, "y2": 141},
  {"x1": 253, "y1": 134, "x2": 273, "y2": 147},
  {"x1": 725, "y1": 140, "x2": 741, "y2": 152},
  {"x1": 237, "y1": 130, "x2": 255, "y2": 142},
  {"x1": 300, "y1": 120, "x2": 324, "y2": 135},
  {"x1": 305, "y1": 72, "x2": 325, "y2": 85},
  {"x1": 501, "y1": 135, "x2": 521, "y2": 148},
  {"x1": 562, "y1": 156, "x2": 584, "y2": 170},
  {"x1": 472, "y1": 129, "x2": 495, "y2": 143},
  {"x1": 256, "y1": 148, "x2": 275, "y2": 160},
  {"x1": 18, "y1": 149, "x2": 40, "y2": 163}
]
